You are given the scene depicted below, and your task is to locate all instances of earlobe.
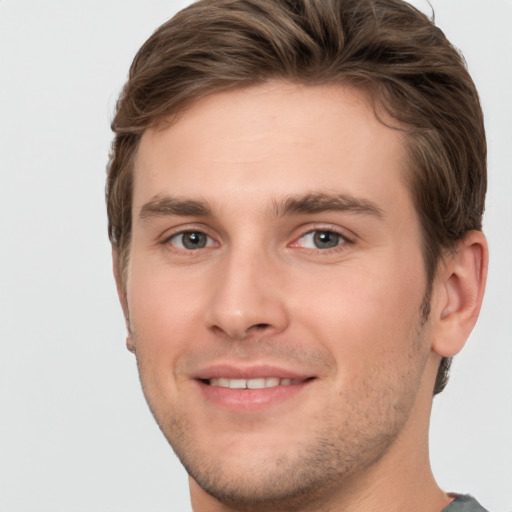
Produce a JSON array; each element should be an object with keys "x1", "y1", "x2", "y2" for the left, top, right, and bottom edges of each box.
[
  {"x1": 112, "y1": 246, "x2": 135, "y2": 354},
  {"x1": 431, "y1": 231, "x2": 488, "y2": 358},
  {"x1": 126, "y1": 334, "x2": 136, "y2": 353}
]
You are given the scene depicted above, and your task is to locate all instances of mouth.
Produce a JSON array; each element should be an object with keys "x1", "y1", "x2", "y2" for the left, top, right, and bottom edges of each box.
[
  {"x1": 204, "y1": 377, "x2": 308, "y2": 389},
  {"x1": 194, "y1": 367, "x2": 316, "y2": 411}
]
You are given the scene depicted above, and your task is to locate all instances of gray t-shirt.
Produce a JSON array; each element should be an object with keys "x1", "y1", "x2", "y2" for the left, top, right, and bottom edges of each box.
[{"x1": 443, "y1": 494, "x2": 489, "y2": 512}]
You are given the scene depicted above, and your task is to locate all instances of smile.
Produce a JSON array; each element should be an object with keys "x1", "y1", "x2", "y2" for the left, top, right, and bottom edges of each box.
[
  {"x1": 208, "y1": 377, "x2": 304, "y2": 389},
  {"x1": 195, "y1": 369, "x2": 315, "y2": 411}
]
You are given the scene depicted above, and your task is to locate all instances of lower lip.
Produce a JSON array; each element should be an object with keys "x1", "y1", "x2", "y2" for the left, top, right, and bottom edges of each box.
[{"x1": 196, "y1": 379, "x2": 314, "y2": 412}]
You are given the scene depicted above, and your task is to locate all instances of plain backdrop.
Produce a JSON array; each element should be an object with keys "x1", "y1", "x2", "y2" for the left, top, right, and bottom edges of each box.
[{"x1": 0, "y1": 1, "x2": 511, "y2": 511}]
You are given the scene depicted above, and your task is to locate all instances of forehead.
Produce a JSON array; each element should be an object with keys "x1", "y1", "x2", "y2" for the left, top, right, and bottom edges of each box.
[{"x1": 132, "y1": 82, "x2": 410, "y2": 215}]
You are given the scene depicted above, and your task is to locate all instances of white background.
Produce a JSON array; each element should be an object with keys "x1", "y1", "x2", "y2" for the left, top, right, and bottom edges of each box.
[{"x1": 0, "y1": 1, "x2": 510, "y2": 511}]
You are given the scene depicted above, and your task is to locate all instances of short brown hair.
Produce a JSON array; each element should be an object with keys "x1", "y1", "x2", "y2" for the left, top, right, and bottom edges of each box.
[{"x1": 106, "y1": 0, "x2": 486, "y2": 394}]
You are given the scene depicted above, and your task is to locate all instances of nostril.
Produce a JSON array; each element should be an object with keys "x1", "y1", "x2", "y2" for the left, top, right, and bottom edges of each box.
[{"x1": 254, "y1": 323, "x2": 271, "y2": 330}]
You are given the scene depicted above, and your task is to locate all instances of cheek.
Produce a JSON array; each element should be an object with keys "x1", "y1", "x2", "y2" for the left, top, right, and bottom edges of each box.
[
  {"x1": 289, "y1": 256, "x2": 427, "y2": 375},
  {"x1": 126, "y1": 263, "x2": 207, "y2": 377}
]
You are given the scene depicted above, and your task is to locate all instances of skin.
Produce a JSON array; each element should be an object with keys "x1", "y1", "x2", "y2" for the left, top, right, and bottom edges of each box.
[{"x1": 115, "y1": 82, "x2": 487, "y2": 512}]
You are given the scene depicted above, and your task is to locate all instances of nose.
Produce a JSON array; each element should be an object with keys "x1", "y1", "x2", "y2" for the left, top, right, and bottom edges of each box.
[{"x1": 205, "y1": 247, "x2": 289, "y2": 341}]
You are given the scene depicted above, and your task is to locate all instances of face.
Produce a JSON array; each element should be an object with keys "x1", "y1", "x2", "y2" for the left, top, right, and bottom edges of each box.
[{"x1": 124, "y1": 82, "x2": 436, "y2": 510}]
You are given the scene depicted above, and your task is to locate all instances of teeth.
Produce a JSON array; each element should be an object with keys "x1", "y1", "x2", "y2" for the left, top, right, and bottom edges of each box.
[
  {"x1": 265, "y1": 377, "x2": 280, "y2": 387},
  {"x1": 247, "y1": 378, "x2": 266, "y2": 389},
  {"x1": 209, "y1": 377, "x2": 299, "y2": 388},
  {"x1": 229, "y1": 379, "x2": 246, "y2": 389}
]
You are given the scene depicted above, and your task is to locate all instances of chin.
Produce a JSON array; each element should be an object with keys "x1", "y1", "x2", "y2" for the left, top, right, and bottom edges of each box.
[
  {"x1": 185, "y1": 454, "x2": 339, "y2": 512},
  {"x1": 165, "y1": 414, "x2": 398, "y2": 512}
]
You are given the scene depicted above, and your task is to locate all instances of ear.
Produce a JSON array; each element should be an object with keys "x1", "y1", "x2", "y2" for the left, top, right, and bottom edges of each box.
[
  {"x1": 112, "y1": 246, "x2": 136, "y2": 354},
  {"x1": 430, "y1": 231, "x2": 488, "y2": 357}
]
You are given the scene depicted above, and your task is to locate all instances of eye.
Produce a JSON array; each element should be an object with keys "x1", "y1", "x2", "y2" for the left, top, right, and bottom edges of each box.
[
  {"x1": 168, "y1": 231, "x2": 216, "y2": 250},
  {"x1": 296, "y1": 230, "x2": 346, "y2": 249}
]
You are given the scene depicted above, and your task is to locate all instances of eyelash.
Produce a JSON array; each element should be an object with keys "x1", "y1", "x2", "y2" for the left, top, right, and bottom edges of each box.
[
  {"x1": 290, "y1": 226, "x2": 354, "y2": 252},
  {"x1": 161, "y1": 227, "x2": 218, "y2": 252},
  {"x1": 160, "y1": 225, "x2": 354, "y2": 254}
]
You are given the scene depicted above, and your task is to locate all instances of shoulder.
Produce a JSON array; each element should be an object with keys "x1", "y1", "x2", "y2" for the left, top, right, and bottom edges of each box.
[{"x1": 442, "y1": 494, "x2": 490, "y2": 512}]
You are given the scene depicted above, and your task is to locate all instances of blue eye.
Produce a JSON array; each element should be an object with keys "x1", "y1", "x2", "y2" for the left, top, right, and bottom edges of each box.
[
  {"x1": 298, "y1": 230, "x2": 344, "y2": 249},
  {"x1": 169, "y1": 231, "x2": 215, "y2": 250}
]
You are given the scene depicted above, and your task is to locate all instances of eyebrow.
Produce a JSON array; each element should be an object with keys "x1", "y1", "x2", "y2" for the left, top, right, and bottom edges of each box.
[
  {"x1": 139, "y1": 196, "x2": 213, "y2": 221},
  {"x1": 272, "y1": 192, "x2": 384, "y2": 219},
  {"x1": 138, "y1": 191, "x2": 384, "y2": 222}
]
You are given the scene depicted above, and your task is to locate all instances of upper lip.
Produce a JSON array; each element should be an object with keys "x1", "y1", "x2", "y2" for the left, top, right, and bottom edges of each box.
[{"x1": 193, "y1": 364, "x2": 313, "y2": 381}]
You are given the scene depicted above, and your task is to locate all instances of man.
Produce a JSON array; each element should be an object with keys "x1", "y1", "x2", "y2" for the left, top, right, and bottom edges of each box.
[{"x1": 106, "y1": 0, "x2": 489, "y2": 510}]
